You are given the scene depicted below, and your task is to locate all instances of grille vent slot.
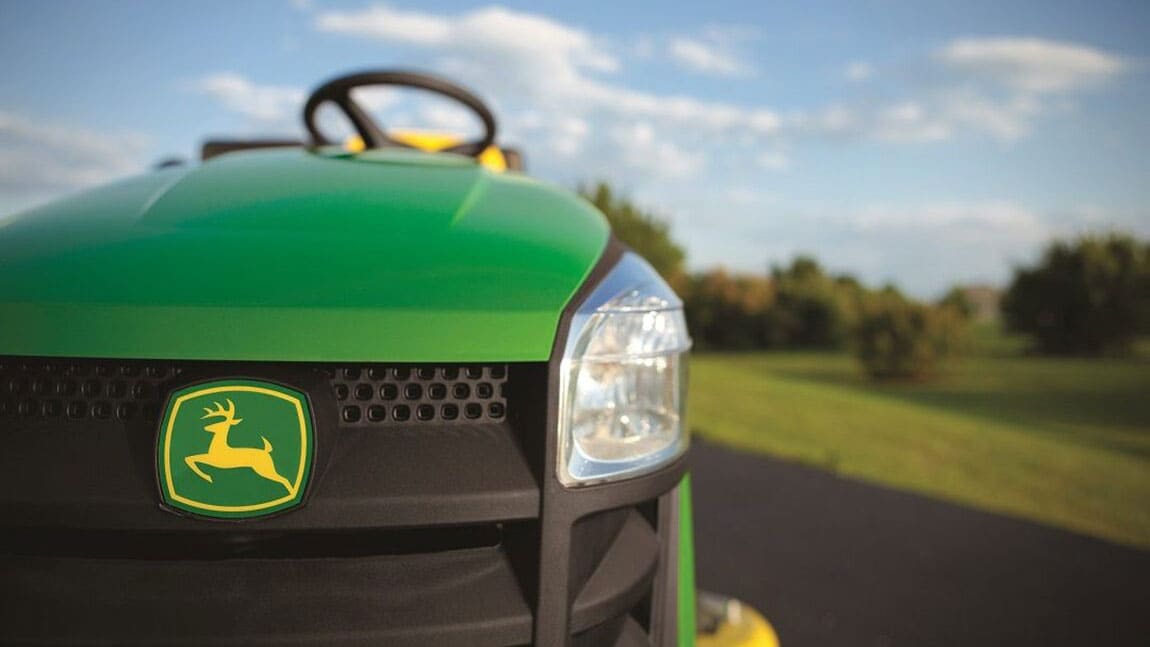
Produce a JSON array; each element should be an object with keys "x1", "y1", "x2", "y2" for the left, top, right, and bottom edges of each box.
[
  {"x1": 327, "y1": 365, "x2": 508, "y2": 426},
  {"x1": 0, "y1": 359, "x2": 177, "y2": 423},
  {"x1": 0, "y1": 359, "x2": 510, "y2": 428}
]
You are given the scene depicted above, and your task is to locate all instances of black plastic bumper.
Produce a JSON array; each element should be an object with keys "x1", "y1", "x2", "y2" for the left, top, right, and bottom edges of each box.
[
  {"x1": 3, "y1": 508, "x2": 661, "y2": 646},
  {"x1": 0, "y1": 355, "x2": 686, "y2": 646}
]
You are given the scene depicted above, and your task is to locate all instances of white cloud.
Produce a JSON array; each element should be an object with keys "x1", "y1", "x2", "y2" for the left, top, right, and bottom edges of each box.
[
  {"x1": 608, "y1": 121, "x2": 705, "y2": 180},
  {"x1": 847, "y1": 90, "x2": 1045, "y2": 143},
  {"x1": 306, "y1": 10, "x2": 1122, "y2": 156},
  {"x1": 806, "y1": 37, "x2": 1127, "y2": 145},
  {"x1": 190, "y1": 73, "x2": 304, "y2": 124},
  {"x1": 861, "y1": 101, "x2": 956, "y2": 143},
  {"x1": 727, "y1": 187, "x2": 776, "y2": 206},
  {"x1": 845, "y1": 61, "x2": 874, "y2": 82},
  {"x1": 548, "y1": 116, "x2": 590, "y2": 156},
  {"x1": 788, "y1": 72, "x2": 1065, "y2": 144},
  {"x1": 851, "y1": 201, "x2": 1047, "y2": 234},
  {"x1": 829, "y1": 201, "x2": 1061, "y2": 294},
  {"x1": 757, "y1": 151, "x2": 790, "y2": 171},
  {"x1": 314, "y1": 4, "x2": 780, "y2": 140},
  {"x1": 937, "y1": 37, "x2": 1126, "y2": 93},
  {"x1": 787, "y1": 104, "x2": 859, "y2": 138},
  {"x1": 317, "y1": 5, "x2": 454, "y2": 46},
  {"x1": 578, "y1": 83, "x2": 781, "y2": 134},
  {"x1": 0, "y1": 111, "x2": 150, "y2": 213},
  {"x1": 668, "y1": 37, "x2": 753, "y2": 77},
  {"x1": 317, "y1": 4, "x2": 620, "y2": 82},
  {"x1": 935, "y1": 90, "x2": 1040, "y2": 141},
  {"x1": 307, "y1": 4, "x2": 796, "y2": 188}
]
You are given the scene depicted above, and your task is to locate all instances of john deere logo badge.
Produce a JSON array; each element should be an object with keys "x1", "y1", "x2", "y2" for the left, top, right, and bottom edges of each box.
[{"x1": 156, "y1": 380, "x2": 313, "y2": 519}]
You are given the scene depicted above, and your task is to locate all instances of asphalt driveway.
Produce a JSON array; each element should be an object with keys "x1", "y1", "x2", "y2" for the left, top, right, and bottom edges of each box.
[{"x1": 691, "y1": 439, "x2": 1150, "y2": 647}]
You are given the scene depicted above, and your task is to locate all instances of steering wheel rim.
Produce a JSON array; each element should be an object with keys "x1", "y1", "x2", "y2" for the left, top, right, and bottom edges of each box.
[{"x1": 303, "y1": 70, "x2": 498, "y2": 158}]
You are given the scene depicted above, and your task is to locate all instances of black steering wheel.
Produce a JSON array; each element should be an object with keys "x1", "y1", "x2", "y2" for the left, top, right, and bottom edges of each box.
[{"x1": 303, "y1": 70, "x2": 497, "y2": 158}]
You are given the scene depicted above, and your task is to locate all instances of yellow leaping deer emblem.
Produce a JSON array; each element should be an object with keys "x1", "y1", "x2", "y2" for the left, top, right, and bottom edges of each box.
[{"x1": 184, "y1": 399, "x2": 296, "y2": 495}]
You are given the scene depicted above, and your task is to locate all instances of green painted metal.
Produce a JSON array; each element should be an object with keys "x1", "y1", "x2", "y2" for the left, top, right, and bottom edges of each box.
[
  {"x1": 679, "y1": 474, "x2": 698, "y2": 646},
  {"x1": 0, "y1": 148, "x2": 609, "y2": 362}
]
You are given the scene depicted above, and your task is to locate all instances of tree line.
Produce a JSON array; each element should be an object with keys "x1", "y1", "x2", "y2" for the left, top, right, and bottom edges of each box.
[{"x1": 582, "y1": 182, "x2": 1150, "y2": 379}]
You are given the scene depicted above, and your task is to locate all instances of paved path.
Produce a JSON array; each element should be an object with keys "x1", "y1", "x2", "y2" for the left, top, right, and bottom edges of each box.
[{"x1": 690, "y1": 439, "x2": 1150, "y2": 647}]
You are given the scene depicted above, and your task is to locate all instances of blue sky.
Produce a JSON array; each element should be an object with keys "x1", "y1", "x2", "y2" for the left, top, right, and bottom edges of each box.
[{"x1": 2, "y1": 0, "x2": 1147, "y2": 296}]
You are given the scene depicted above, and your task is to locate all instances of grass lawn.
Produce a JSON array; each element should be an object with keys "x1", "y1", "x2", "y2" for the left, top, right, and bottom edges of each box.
[{"x1": 689, "y1": 346, "x2": 1150, "y2": 548}]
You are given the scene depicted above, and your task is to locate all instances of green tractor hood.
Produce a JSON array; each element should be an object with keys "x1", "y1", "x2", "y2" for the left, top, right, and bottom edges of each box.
[{"x1": 0, "y1": 149, "x2": 609, "y2": 362}]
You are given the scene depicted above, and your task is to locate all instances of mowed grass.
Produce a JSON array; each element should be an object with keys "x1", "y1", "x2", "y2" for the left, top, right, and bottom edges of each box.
[{"x1": 689, "y1": 347, "x2": 1150, "y2": 548}]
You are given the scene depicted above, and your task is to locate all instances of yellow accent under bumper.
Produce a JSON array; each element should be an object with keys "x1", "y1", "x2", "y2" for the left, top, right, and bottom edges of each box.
[{"x1": 696, "y1": 595, "x2": 780, "y2": 647}]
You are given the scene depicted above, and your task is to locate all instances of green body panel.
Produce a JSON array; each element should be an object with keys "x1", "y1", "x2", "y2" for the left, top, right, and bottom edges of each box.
[
  {"x1": 0, "y1": 149, "x2": 609, "y2": 362},
  {"x1": 679, "y1": 474, "x2": 698, "y2": 646}
]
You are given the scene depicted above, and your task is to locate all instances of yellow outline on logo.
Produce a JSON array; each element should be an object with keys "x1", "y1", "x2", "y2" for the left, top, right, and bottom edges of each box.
[{"x1": 162, "y1": 385, "x2": 309, "y2": 513}]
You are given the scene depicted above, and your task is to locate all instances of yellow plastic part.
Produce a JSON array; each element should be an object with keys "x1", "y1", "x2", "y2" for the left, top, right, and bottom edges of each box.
[
  {"x1": 344, "y1": 131, "x2": 508, "y2": 172},
  {"x1": 696, "y1": 597, "x2": 780, "y2": 647}
]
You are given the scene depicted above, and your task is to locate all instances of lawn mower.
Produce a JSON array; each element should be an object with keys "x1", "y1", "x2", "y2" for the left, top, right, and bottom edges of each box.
[{"x1": 0, "y1": 69, "x2": 775, "y2": 647}]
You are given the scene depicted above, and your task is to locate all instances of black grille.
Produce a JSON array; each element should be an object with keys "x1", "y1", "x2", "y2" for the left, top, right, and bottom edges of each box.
[
  {"x1": 0, "y1": 359, "x2": 509, "y2": 428},
  {"x1": 0, "y1": 358, "x2": 175, "y2": 423},
  {"x1": 328, "y1": 364, "x2": 507, "y2": 426}
]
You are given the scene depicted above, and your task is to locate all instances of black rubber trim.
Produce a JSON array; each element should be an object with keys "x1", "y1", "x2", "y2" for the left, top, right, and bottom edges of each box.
[
  {"x1": 0, "y1": 524, "x2": 501, "y2": 560},
  {"x1": 649, "y1": 486, "x2": 681, "y2": 646},
  {"x1": 570, "y1": 510, "x2": 660, "y2": 632},
  {"x1": 1, "y1": 547, "x2": 532, "y2": 646},
  {"x1": 502, "y1": 147, "x2": 525, "y2": 171},
  {"x1": 201, "y1": 139, "x2": 302, "y2": 161},
  {"x1": 613, "y1": 617, "x2": 652, "y2": 647}
]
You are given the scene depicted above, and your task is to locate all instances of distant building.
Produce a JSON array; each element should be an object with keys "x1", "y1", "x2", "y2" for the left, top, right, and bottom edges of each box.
[{"x1": 960, "y1": 284, "x2": 1002, "y2": 323}]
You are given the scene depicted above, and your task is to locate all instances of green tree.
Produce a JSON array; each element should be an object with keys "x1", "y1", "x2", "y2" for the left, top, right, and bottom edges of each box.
[
  {"x1": 938, "y1": 287, "x2": 975, "y2": 321},
  {"x1": 580, "y1": 182, "x2": 686, "y2": 288},
  {"x1": 765, "y1": 256, "x2": 858, "y2": 349},
  {"x1": 1002, "y1": 233, "x2": 1150, "y2": 355},
  {"x1": 853, "y1": 289, "x2": 965, "y2": 380},
  {"x1": 684, "y1": 269, "x2": 774, "y2": 349}
]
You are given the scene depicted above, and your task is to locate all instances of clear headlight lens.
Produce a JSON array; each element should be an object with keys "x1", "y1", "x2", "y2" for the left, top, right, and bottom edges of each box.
[{"x1": 557, "y1": 253, "x2": 692, "y2": 487}]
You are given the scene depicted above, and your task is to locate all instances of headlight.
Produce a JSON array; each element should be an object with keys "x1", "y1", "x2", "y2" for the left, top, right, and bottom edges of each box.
[{"x1": 557, "y1": 252, "x2": 692, "y2": 487}]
